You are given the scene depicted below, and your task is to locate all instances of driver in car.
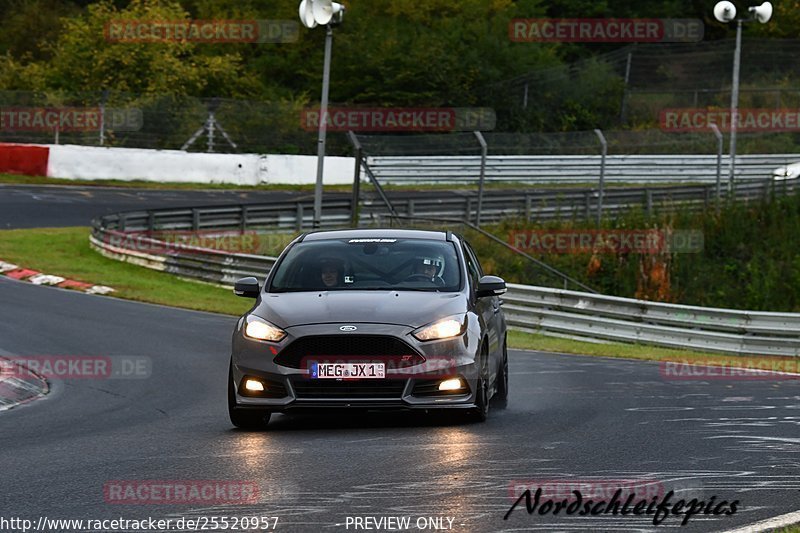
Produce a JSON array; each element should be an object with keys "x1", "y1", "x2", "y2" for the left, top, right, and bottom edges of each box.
[
  {"x1": 409, "y1": 256, "x2": 444, "y2": 284},
  {"x1": 320, "y1": 259, "x2": 343, "y2": 288}
]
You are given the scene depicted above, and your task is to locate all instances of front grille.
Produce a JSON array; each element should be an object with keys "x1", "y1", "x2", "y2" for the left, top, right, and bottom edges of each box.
[
  {"x1": 274, "y1": 335, "x2": 424, "y2": 369},
  {"x1": 291, "y1": 378, "x2": 407, "y2": 399}
]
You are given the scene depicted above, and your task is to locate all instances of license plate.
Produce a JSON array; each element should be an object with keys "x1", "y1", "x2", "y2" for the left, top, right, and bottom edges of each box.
[{"x1": 311, "y1": 363, "x2": 385, "y2": 379}]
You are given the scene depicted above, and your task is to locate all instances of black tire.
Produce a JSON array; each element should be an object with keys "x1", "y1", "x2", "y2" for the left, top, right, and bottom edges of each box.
[
  {"x1": 493, "y1": 336, "x2": 509, "y2": 409},
  {"x1": 468, "y1": 344, "x2": 490, "y2": 422},
  {"x1": 228, "y1": 363, "x2": 271, "y2": 430}
]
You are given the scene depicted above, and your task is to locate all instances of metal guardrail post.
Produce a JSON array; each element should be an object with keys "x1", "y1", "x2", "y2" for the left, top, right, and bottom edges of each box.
[
  {"x1": 710, "y1": 123, "x2": 723, "y2": 214},
  {"x1": 584, "y1": 191, "x2": 591, "y2": 220},
  {"x1": 727, "y1": 20, "x2": 743, "y2": 197},
  {"x1": 524, "y1": 195, "x2": 532, "y2": 222},
  {"x1": 361, "y1": 159, "x2": 399, "y2": 222},
  {"x1": 619, "y1": 48, "x2": 634, "y2": 124},
  {"x1": 295, "y1": 204, "x2": 304, "y2": 232},
  {"x1": 523, "y1": 82, "x2": 529, "y2": 109},
  {"x1": 348, "y1": 131, "x2": 362, "y2": 227},
  {"x1": 99, "y1": 89, "x2": 109, "y2": 146},
  {"x1": 593, "y1": 129, "x2": 607, "y2": 226},
  {"x1": 206, "y1": 112, "x2": 215, "y2": 153},
  {"x1": 474, "y1": 131, "x2": 488, "y2": 228}
]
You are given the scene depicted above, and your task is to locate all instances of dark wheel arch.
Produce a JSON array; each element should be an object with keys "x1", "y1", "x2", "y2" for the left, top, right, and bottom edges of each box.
[
  {"x1": 493, "y1": 333, "x2": 509, "y2": 408},
  {"x1": 467, "y1": 339, "x2": 490, "y2": 422}
]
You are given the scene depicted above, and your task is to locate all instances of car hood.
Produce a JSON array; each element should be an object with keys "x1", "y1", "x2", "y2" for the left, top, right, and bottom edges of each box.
[{"x1": 255, "y1": 290, "x2": 467, "y2": 329}]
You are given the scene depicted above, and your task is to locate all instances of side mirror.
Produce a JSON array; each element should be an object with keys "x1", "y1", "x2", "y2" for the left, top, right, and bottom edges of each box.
[
  {"x1": 233, "y1": 277, "x2": 260, "y2": 298},
  {"x1": 476, "y1": 275, "x2": 506, "y2": 298}
]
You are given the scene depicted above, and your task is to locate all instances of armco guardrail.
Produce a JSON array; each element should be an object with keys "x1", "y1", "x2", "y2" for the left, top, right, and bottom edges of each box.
[
  {"x1": 90, "y1": 179, "x2": 800, "y2": 233},
  {"x1": 503, "y1": 285, "x2": 800, "y2": 357},
  {"x1": 364, "y1": 178, "x2": 800, "y2": 224},
  {"x1": 366, "y1": 154, "x2": 800, "y2": 184},
  {"x1": 90, "y1": 230, "x2": 277, "y2": 287},
  {"x1": 91, "y1": 194, "x2": 800, "y2": 356}
]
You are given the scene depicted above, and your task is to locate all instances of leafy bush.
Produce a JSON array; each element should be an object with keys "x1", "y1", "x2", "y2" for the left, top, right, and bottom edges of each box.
[{"x1": 469, "y1": 190, "x2": 800, "y2": 311}]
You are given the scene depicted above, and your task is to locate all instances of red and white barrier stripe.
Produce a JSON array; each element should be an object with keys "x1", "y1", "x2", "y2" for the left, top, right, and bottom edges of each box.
[
  {"x1": 0, "y1": 259, "x2": 115, "y2": 295},
  {"x1": 0, "y1": 142, "x2": 49, "y2": 176}
]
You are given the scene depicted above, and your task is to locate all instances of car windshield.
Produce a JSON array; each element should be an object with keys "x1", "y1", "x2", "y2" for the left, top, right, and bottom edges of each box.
[{"x1": 269, "y1": 238, "x2": 461, "y2": 292}]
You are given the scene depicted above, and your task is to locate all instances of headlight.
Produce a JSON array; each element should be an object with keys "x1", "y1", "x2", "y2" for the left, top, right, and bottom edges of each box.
[
  {"x1": 244, "y1": 315, "x2": 286, "y2": 342},
  {"x1": 413, "y1": 315, "x2": 466, "y2": 341}
]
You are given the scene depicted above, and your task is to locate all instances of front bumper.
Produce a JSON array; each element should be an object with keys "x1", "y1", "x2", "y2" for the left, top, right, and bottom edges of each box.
[{"x1": 230, "y1": 321, "x2": 482, "y2": 412}]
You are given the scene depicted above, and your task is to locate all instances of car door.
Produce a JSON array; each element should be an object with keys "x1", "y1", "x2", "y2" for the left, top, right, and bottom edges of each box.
[{"x1": 462, "y1": 240, "x2": 501, "y2": 376}]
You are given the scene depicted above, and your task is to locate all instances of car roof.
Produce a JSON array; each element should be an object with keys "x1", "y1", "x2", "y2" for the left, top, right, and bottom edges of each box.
[{"x1": 301, "y1": 228, "x2": 450, "y2": 242}]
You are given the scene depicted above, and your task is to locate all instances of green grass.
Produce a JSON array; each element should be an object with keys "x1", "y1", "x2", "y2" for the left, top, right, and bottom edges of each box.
[
  {"x1": 0, "y1": 227, "x2": 252, "y2": 315},
  {"x1": 508, "y1": 330, "x2": 799, "y2": 372},
  {"x1": 3, "y1": 226, "x2": 797, "y2": 374}
]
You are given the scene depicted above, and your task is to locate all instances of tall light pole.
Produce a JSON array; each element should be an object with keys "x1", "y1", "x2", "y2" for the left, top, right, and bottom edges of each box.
[
  {"x1": 299, "y1": 0, "x2": 345, "y2": 229},
  {"x1": 713, "y1": 1, "x2": 773, "y2": 194}
]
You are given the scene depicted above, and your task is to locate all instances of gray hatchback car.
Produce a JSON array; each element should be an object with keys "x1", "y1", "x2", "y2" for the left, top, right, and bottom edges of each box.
[{"x1": 228, "y1": 228, "x2": 508, "y2": 429}]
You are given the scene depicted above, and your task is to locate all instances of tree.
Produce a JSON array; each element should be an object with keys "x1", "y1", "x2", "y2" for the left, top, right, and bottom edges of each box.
[{"x1": 0, "y1": 0, "x2": 260, "y2": 98}]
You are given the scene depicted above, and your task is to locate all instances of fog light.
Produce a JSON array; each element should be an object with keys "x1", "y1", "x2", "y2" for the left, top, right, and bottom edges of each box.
[
  {"x1": 244, "y1": 379, "x2": 265, "y2": 392},
  {"x1": 438, "y1": 378, "x2": 464, "y2": 392}
]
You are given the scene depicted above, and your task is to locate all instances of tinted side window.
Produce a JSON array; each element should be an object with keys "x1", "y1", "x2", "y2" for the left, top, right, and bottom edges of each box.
[
  {"x1": 462, "y1": 244, "x2": 480, "y2": 290},
  {"x1": 464, "y1": 241, "x2": 484, "y2": 276}
]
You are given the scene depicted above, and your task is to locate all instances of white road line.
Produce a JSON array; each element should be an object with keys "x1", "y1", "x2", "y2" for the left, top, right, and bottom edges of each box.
[
  {"x1": 708, "y1": 435, "x2": 800, "y2": 444},
  {"x1": 720, "y1": 509, "x2": 800, "y2": 533}
]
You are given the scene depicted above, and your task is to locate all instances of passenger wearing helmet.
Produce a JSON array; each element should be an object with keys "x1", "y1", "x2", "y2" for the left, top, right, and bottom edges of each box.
[{"x1": 407, "y1": 255, "x2": 445, "y2": 285}]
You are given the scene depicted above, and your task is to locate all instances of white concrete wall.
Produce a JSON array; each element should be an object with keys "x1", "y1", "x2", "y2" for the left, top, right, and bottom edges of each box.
[
  {"x1": 46, "y1": 144, "x2": 355, "y2": 185},
  {"x1": 259, "y1": 154, "x2": 354, "y2": 185}
]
